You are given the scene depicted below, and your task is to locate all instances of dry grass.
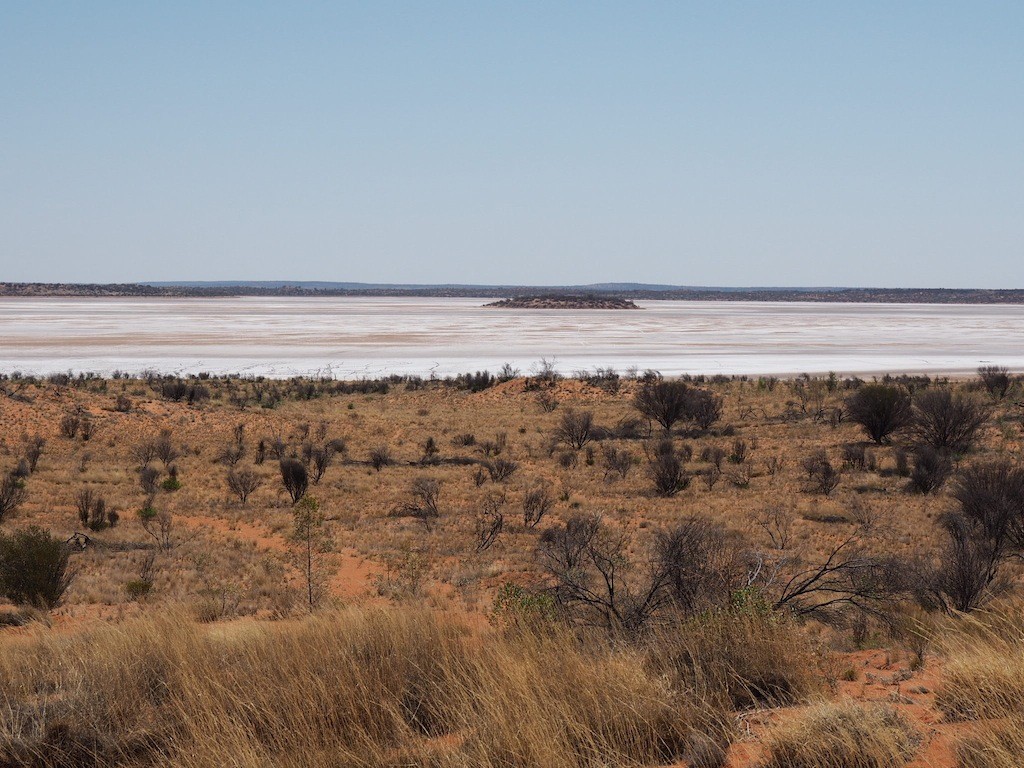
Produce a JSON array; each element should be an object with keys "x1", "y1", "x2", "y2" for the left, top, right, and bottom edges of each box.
[
  {"x1": 0, "y1": 605, "x2": 832, "y2": 767},
  {"x1": 762, "y1": 701, "x2": 918, "y2": 768},
  {"x1": 935, "y1": 604, "x2": 1024, "y2": 767}
]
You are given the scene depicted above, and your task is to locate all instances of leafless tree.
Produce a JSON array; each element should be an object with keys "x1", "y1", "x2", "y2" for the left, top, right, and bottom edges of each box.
[
  {"x1": 555, "y1": 409, "x2": 594, "y2": 450},
  {"x1": 908, "y1": 447, "x2": 952, "y2": 494},
  {"x1": 139, "y1": 466, "x2": 161, "y2": 495},
  {"x1": 130, "y1": 440, "x2": 158, "y2": 469},
  {"x1": 771, "y1": 531, "x2": 906, "y2": 623},
  {"x1": 226, "y1": 469, "x2": 262, "y2": 505},
  {"x1": 912, "y1": 388, "x2": 990, "y2": 453}
]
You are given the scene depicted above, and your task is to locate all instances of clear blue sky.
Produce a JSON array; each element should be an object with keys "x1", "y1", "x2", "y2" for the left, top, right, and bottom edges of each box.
[{"x1": 2, "y1": 2, "x2": 1022, "y2": 287}]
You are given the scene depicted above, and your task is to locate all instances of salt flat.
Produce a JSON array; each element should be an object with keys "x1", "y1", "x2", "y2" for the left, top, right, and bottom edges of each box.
[{"x1": 1, "y1": 296, "x2": 1022, "y2": 378}]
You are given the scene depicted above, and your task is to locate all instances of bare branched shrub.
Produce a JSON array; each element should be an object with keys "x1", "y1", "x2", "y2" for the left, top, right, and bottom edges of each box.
[
  {"x1": 700, "y1": 445, "x2": 726, "y2": 469},
  {"x1": 76, "y1": 488, "x2": 113, "y2": 531},
  {"x1": 139, "y1": 466, "x2": 161, "y2": 496},
  {"x1": 0, "y1": 475, "x2": 28, "y2": 523},
  {"x1": 601, "y1": 446, "x2": 634, "y2": 481},
  {"x1": 486, "y1": 458, "x2": 518, "y2": 482},
  {"x1": 59, "y1": 412, "x2": 81, "y2": 439},
  {"x1": 728, "y1": 439, "x2": 747, "y2": 464},
  {"x1": 655, "y1": 518, "x2": 741, "y2": 615},
  {"x1": 771, "y1": 530, "x2": 907, "y2": 622},
  {"x1": 279, "y1": 458, "x2": 309, "y2": 504},
  {"x1": 978, "y1": 365, "x2": 1012, "y2": 399},
  {"x1": 475, "y1": 492, "x2": 505, "y2": 551},
  {"x1": 226, "y1": 469, "x2": 262, "y2": 505},
  {"x1": 521, "y1": 482, "x2": 554, "y2": 528},
  {"x1": 648, "y1": 440, "x2": 690, "y2": 497},
  {"x1": 555, "y1": 409, "x2": 594, "y2": 449},
  {"x1": 154, "y1": 430, "x2": 179, "y2": 467},
  {"x1": 369, "y1": 446, "x2": 392, "y2": 472},
  {"x1": 130, "y1": 440, "x2": 157, "y2": 469},
  {"x1": 845, "y1": 384, "x2": 911, "y2": 444},
  {"x1": 394, "y1": 478, "x2": 442, "y2": 529},
  {"x1": 22, "y1": 435, "x2": 44, "y2": 473},
  {"x1": 912, "y1": 388, "x2": 990, "y2": 453},
  {"x1": 634, "y1": 378, "x2": 691, "y2": 433},
  {"x1": 801, "y1": 450, "x2": 841, "y2": 495},
  {"x1": 701, "y1": 465, "x2": 722, "y2": 490},
  {"x1": 218, "y1": 443, "x2": 245, "y2": 467},
  {"x1": 841, "y1": 443, "x2": 866, "y2": 470},
  {"x1": 907, "y1": 446, "x2": 952, "y2": 494},
  {"x1": 689, "y1": 389, "x2": 724, "y2": 431},
  {"x1": 752, "y1": 506, "x2": 794, "y2": 550},
  {"x1": 310, "y1": 446, "x2": 334, "y2": 484}
]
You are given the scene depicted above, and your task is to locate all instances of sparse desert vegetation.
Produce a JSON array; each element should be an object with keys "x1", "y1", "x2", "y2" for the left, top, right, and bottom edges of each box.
[{"x1": 1, "y1": 365, "x2": 1024, "y2": 766}]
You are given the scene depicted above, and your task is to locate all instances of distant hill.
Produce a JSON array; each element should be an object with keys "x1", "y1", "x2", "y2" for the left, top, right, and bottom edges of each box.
[{"x1": 2, "y1": 282, "x2": 1023, "y2": 304}]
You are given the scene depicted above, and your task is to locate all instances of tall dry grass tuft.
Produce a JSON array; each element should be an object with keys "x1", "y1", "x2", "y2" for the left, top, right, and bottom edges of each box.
[
  {"x1": 762, "y1": 702, "x2": 918, "y2": 768},
  {"x1": 642, "y1": 609, "x2": 826, "y2": 711},
  {"x1": 935, "y1": 603, "x2": 1024, "y2": 767},
  {"x1": 0, "y1": 607, "x2": 825, "y2": 767}
]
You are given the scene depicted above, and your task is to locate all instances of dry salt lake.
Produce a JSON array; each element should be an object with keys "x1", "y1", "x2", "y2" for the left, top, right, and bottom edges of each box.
[{"x1": 1, "y1": 296, "x2": 1022, "y2": 378}]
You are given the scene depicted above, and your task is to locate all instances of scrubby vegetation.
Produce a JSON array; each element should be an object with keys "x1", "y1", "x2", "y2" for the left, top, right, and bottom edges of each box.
[{"x1": 1, "y1": 365, "x2": 1023, "y2": 765}]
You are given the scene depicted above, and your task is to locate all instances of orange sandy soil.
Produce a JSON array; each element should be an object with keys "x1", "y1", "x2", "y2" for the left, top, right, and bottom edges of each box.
[{"x1": 2, "y1": 373, "x2": 1021, "y2": 765}]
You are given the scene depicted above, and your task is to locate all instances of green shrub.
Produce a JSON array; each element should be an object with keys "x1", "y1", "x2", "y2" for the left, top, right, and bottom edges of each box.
[{"x1": 0, "y1": 526, "x2": 74, "y2": 609}]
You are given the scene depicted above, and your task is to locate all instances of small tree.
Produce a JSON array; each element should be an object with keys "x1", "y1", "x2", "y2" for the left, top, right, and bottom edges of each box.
[
  {"x1": 647, "y1": 441, "x2": 690, "y2": 497},
  {"x1": 0, "y1": 527, "x2": 74, "y2": 609},
  {"x1": 978, "y1": 365, "x2": 1012, "y2": 400},
  {"x1": 280, "y1": 458, "x2": 308, "y2": 504},
  {"x1": 290, "y1": 496, "x2": 331, "y2": 611},
  {"x1": 912, "y1": 389, "x2": 990, "y2": 453},
  {"x1": 687, "y1": 389, "x2": 723, "y2": 431},
  {"x1": 555, "y1": 409, "x2": 594, "y2": 450},
  {"x1": 845, "y1": 384, "x2": 911, "y2": 444},
  {"x1": 226, "y1": 469, "x2": 262, "y2": 505},
  {"x1": 634, "y1": 379, "x2": 691, "y2": 433}
]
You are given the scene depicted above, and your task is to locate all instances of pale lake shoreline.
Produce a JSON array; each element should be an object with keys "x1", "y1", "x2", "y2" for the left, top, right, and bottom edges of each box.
[{"x1": 1, "y1": 295, "x2": 1022, "y2": 379}]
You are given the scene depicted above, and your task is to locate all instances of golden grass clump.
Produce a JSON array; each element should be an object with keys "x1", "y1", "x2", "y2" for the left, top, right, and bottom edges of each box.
[
  {"x1": 0, "y1": 607, "x2": 756, "y2": 767},
  {"x1": 934, "y1": 605, "x2": 1024, "y2": 768},
  {"x1": 762, "y1": 702, "x2": 918, "y2": 768}
]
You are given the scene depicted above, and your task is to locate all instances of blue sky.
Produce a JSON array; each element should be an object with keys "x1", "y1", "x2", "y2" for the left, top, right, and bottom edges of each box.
[{"x1": 2, "y1": 2, "x2": 1022, "y2": 287}]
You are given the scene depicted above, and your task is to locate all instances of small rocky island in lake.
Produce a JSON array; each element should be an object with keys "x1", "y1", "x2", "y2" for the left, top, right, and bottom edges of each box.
[{"x1": 484, "y1": 294, "x2": 640, "y2": 310}]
